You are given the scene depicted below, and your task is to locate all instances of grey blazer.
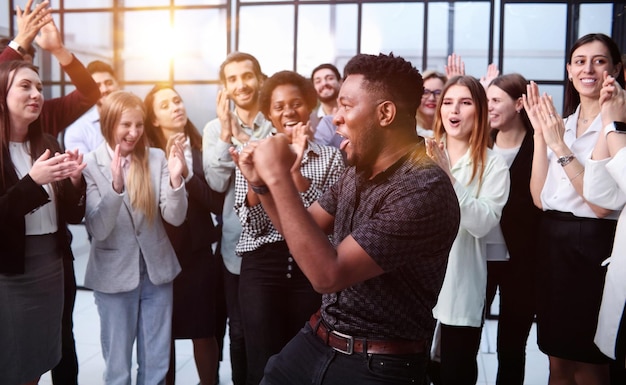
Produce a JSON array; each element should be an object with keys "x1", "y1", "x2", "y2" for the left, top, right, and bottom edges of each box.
[{"x1": 82, "y1": 144, "x2": 187, "y2": 293}]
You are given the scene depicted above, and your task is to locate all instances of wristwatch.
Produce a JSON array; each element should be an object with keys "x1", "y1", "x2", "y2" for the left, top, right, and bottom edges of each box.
[
  {"x1": 8, "y1": 40, "x2": 27, "y2": 57},
  {"x1": 615, "y1": 122, "x2": 626, "y2": 133},
  {"x1": 556, "y1": 154, "x2": 575, "y2": 167}
]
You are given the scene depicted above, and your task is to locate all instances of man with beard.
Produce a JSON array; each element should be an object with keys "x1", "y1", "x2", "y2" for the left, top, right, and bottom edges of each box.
[
  {"x1": 202, "y1": 51, "x2": 274, "y2": 385},
  {"x1": 232, "y1": 52, "x2": 461, "y2": 384},
  {"x1": 64, "y1": 60, "x2": 121, "y2": 154},
  {"x1": 309, "y1": 63, "x2": 341, "y2": 130}
]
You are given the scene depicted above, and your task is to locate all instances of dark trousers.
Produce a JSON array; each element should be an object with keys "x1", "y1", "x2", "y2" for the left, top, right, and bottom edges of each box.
[
  {"x1": 439, "y1": 324, "x2": 482, "y2": 385},
  {"x1": 239, "y1": 242, "x2": 320, "y2": 385},
  {"x1": 51, "y1": 257, "x2": 78, "y2": 385},
  {"x1": 486, "y1": 258, "x2": 536, "y2": 385},
  {"x1": 261, "y1": 322, "x2": 428, "y2": 384},
  {"x1": 222, "y1": 257, "x2": 247, "y2": 385}
]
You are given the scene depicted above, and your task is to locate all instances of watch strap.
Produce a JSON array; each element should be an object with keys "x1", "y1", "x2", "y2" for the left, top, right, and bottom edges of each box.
[{"x1": 8, "y1": 40, "x2": 27, "y2": 57}]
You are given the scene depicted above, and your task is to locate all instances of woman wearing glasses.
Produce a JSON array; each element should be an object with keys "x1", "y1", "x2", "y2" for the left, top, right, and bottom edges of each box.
[{"x1": 416, "y1": 71, "x2": 447, "y2": 139}]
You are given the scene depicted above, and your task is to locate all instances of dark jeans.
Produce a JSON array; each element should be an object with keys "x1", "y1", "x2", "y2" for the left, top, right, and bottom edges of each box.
[
  {"x1": 439, "y1": 323, "x2": 482, "y2": 385},
  {"x1": 239, "y1": 241, "x2": 320, "y2": 385},
  {"x1": 51, "y1": 257, "x2": 78, "y2": 385},
  {"x1": 222, "y1": 257, "x2": 247, "y2": 385},
  {"x1": 486, "y1": 258, "x2": 536, "y2": 385},
  {"x1": 261, "y1": 322, "x2": 428, "y2": 384}
]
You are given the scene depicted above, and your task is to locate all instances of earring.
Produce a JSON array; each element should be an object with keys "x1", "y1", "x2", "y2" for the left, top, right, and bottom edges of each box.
[{"x1": 516, "y1": 109, "x2": 521, "y2": 114}]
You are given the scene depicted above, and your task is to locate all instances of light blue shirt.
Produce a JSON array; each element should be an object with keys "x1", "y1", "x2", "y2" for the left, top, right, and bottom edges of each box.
[
  {"x1": 64, "y1": 106, "x2": 104, "y2": 155},
  {"x1": 202, "y1": 111, "x2": 274, "y2": 274}
]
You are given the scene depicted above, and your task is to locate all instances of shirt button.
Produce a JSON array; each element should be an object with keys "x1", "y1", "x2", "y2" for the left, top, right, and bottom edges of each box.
[
  {"x1": 286, "y1": 273, "x2": 292, "y2": 279},
  {"x1": 288, "y1": 257, "x2": 294, "y2": 262},
  {"x1": 287, "y1": 265, "x2": 293, "y2": 271}
]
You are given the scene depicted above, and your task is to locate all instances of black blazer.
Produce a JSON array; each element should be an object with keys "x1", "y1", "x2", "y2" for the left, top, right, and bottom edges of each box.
[
  {"x1": 0, "y1": 135, "x2": 86, "y2": 274},
  {"x1": 492, "y1": 128, "x2": 541, "y2": 265},
  {"x1": 163, "y1": 148, "x2": 224, "y2": 267}
]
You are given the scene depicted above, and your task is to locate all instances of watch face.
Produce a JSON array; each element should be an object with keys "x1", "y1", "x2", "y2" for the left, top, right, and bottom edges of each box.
[{"x1": 616, "y1": 122, "x2": 626, "y2": 132}]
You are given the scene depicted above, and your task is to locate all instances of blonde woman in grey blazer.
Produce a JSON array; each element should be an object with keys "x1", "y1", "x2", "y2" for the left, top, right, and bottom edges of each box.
[{"x1": 82, "y1": 91, "x2": 188, "y2": 385}]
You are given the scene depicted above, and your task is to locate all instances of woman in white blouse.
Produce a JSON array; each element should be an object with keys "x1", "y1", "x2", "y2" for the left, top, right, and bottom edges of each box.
[
  {"x1": 427, "y1": 75, "x2": 510, "y2": 384},
  {"x1": 524, "y1": 33, "x2": 624, "y2": 384},
  {"x1": 584, "y1": 74, "x2": 626, "y2": 383}
]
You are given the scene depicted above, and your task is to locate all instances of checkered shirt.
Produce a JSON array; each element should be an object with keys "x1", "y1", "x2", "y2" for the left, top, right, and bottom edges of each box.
[{"x1": 234, "y1": 141, "x2": 345, "y2": 255}]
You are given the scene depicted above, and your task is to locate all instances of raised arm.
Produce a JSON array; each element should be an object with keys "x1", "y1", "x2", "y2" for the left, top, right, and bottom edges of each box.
[{"x1": 34, "y1": 19, "x2": 100, "y2": 135}]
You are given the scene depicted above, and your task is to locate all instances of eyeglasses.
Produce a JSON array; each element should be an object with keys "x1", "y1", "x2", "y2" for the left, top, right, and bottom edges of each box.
[{"x1": 422, "y1": 88, "x2": 442, "y2": 98}]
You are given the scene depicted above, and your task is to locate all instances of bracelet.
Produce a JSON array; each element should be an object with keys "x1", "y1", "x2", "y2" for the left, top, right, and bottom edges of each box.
[
  {"x1": 249, "y1": 183, "x2": 269, "y2": 195},
  {"x1": 569, "y1": 168, "x2": 584, "y2": 181},
  {"x1": 557, "y1": 153, "x2": 575, "y2": 167}
]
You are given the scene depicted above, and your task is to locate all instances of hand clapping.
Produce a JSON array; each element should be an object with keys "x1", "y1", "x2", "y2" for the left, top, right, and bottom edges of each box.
[
  {"x1": 29, "y1": 149, "x2": 85, "y2": 186},
  {"x1": 167, "y1": 133, "x2": 187, "y2": 188}
]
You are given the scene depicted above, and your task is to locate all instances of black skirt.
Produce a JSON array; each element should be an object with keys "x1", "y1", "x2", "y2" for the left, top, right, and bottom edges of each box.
[
  {"x1": 0, "y1": 233, "x2": 64, "y2": 384},
  {"x1": 536, "y1": 210, "x2": 616, "y2": 363}
]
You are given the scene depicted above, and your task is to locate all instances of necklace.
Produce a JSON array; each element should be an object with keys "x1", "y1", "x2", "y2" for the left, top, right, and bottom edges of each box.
[{"x1": 579, "y1": 111, "x2": 598, "y2": 124}]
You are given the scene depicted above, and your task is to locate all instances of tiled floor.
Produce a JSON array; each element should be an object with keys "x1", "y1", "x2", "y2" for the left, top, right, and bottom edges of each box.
[{"x1": 39, "y1": 224, "x2": 549, "y2": 385}]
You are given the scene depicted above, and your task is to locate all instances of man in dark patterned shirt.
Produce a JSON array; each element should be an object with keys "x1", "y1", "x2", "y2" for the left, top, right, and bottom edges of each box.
[{"x1": 234, "y1": 53, "x2": 460, "y2": 384}]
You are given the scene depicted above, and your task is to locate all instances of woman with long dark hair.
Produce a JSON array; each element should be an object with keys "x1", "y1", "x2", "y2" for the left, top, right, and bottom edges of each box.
[
  {"x1": 144, "y1": 84, "x2": 224, "y2": 385},
  {"x1": 0, "y1": 60, "x2": 86, "y2": 385},
  {"x1": 525, "y1": 33, "x2": 624, "y2": 384}
]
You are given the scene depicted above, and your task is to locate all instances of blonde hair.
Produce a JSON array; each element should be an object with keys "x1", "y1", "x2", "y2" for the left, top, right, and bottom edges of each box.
[{"x1": 100, "y1": 91, "x2": 156, "y2": 222}]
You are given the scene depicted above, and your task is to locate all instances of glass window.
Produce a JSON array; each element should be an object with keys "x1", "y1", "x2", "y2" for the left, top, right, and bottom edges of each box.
[
  {"x1": 122, "y1": 0, "x2": 170, "y2": 6},
  {"x1": 176, "y1": 0, "x2": 226, "y2": 5},
  {"x1": 239, "y1": 5, "x2": 294, "y2": 75},
  {"x1": 334, "y1": 4, "x2": 359, "y2": 72},
  {"x1": 297, "y1": 4, "x2": 356, "y2": 76},
  {"x1": 426, "y1": 2, "x2": 451, "y2": 72},
  {"x1": 63, "y1": 0, "x2": 113, "y2": 8},
  {"x1": 176, "y1": 84, "x2": 220, "y2": 129},
  {"x1": 63, "y1": 12, "x2": 114, "y2": 67},
  {"x1": 579, "y1": 4, "x2": 612, "y2": 37},
  {"x1": 537, "y1": 84, "x2": 564, "y2": 116},
  {"x1": 173, "y1": 9, "x2": 227, "y2": 81},
  {"x1": 361, "y1": 2, "x2": 424, "y2": 67},
  {"x1": 425, "y1": 2, "x2": 492, "y2": 76},
  {"x1": 123, "y1": 10, "x2": 173, "y2": 82},
  {"x1": 502, "y1": 3, "x2": 567, "y2": 81},
  {"x1": 0, "y1": 1, "x2": 9, "y2": 30}
]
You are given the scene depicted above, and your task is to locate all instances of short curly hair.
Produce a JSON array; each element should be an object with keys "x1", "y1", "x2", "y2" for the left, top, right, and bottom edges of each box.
[
  {"x1": 259, "y1": 70, "x2": 318, "y2": 120},
  {"x1": 344, "y1": 53, "x2": 423, "y2": 125}
]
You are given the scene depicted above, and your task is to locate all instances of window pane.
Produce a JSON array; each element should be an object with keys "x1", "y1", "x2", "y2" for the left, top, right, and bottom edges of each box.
[
  {"x1": 503, "y1": 3, "x2": 567, "y2": 81},
  {"x1": 123, "y1": 11, "x2": 172, "y2": 82},
  {"x1": 537, "y1": 84, "x2": 564, "y2": 116},
  {"x1": 0, "y1": 1, "x2": 9, "y2": 31},
  {"x1": 297, "y1": 4, "x2": 356, "y2": 76},
  {"x1": 451, "y1": 2, "x2": 491, "y2": 78},
  {"x1": 335, "y1": 4, "x2": 359, "y2": 73},
  {"x1": 579, "y1": 4, "x2": 612, "y2": 37},
  {"x1": 176, "y1": 0, "x2": 226, "y2": 5},
  {"x1": 361, "y1": 2, "x2": 424, "y2": 67},
  {"x1": 176, "y1": 84, "x2": 220, "y2": 131},
  {"x1": 63, "y1": 0, "x2": 113, "y2": 8},
  {"x1": 425, "y1": 2, "x2": 492, "y2": 76},
  {"x1": 239, "y1": 5, "x2": 294, "y2": 75},
  {"x1": 64, "y1": 12, "x2": 114, "y2": 69},
  {"x1": 123, "y1": 0, "x2": 169, "y2": 6},
  {"x1": 426, "y1": 2, "x2": 451, "y2": 72},
  {"x1": 173, "y1": 9, "x2": 227, "y2": 81}
]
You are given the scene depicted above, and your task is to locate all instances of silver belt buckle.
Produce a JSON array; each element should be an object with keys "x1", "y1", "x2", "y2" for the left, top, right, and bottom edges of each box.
[{"x1": 330, "y1": 329, "x2": 354, "y2": 354}]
